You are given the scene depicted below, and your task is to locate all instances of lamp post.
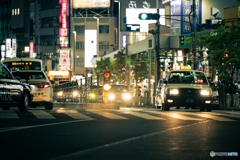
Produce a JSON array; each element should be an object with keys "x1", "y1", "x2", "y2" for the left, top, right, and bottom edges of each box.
[
  {"x1": 94, "y1": 17, "x2": 99, "y2": 58},
  {"x1": 73, "y1": 31, "x2": 76, "y2": 77}
]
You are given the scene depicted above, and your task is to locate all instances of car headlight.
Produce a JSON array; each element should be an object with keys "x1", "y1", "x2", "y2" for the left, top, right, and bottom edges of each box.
[
  {"x1": 91, "y1": 94, "x2": 95, "y2": 98},
  {"x1": 73, "y1": 91, "x2": 78, "y2": 97},
  {"x1": 58, "y1": 91, "x2": 63, "y2": 96},
  {"x1": 169, "y1": 89, "x2": 179, "y2": 95},
  {"x1": 200, "y1": 90, "x2": 210, "y2": 96},
  {"x1": 123, "y1": 93, "x2": 131, "y2": 100},
  {"x1": 109, "y1": 94, "x2": 115, "y2": 100}
]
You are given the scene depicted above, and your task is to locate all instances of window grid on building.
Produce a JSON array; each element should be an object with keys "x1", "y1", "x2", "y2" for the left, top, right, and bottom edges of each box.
[
  {"x1": 75, "y1": 25, "x2": 85, "y2": 34},
  {"x1": 99, "y1": 25, "x2": 109, "y2": 33},
  {"x1": 99, "y1": 41, "x2": 109, "y2": 50},
  {"x1": 76, "y1": 41, "x2": 84, "y2": 50},
  {"x1": 77, "y1": 58, "x2": 84, "y2": 67}
]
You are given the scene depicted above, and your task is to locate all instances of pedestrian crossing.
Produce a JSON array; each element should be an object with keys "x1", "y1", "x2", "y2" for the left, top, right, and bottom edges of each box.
[{"x1": 0, "y1": 109, "x2": 240, "y2": 122}]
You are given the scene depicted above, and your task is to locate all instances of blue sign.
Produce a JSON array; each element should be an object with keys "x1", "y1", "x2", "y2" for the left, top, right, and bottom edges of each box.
[
  {"x1": 52, "y1": 60, "x2": 55, "y2": 70},
  {"x1": 122, "y1": 34, "x2": 127, "y2": 48},
  {"x1": 181, "y1": 0, "x2": 202, "y2": 35}
]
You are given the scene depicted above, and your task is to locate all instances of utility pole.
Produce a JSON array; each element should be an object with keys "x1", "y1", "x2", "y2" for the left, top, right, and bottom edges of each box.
[
  {"x1": 125, "y1": 45, "x2": 130, "y2": 90},
  {"x1": 148, "y1": 49, "x2": 151, "y2": 105},
  {"x1": 192, "y1": 0, "x2": 197, "y2": 70}
]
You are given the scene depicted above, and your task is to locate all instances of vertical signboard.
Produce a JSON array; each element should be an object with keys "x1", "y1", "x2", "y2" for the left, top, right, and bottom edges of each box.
[
  {"x1": 85, "y1": 30, "x2": 97, "y2": 67},
  {"x1": 181, "y1": 0, "x2": 202, "y2": 35},
  {"x1": 29, "y1": 42, "x2": 34, "y2": 58},
  {"x1": 171, "y1": 0, "x2": 181, "y2": 28},
  {"x1": 122, "y1": 34, "x2": 127, "y2": 48},
  {"x1": 1, "y1": 45, "x2": 5, "y2": 60},
  {"x1": 12, "y1": 38, "x2": 16, "y2": 57},
  {"x1": 59, "y1": 0, "x2": 69, "y2": 48},
  {"x1": 5, "y1": 38, "x2": 11, "y2": 58},
  {"x1": 59, "y1": 50, "x2": 71, "y2": 70}
]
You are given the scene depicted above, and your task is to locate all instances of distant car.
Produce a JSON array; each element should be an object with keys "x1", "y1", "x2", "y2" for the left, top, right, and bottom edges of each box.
[
  {"x1": 0, "y1": 62, "x2": 33, "y2": 111},
  {"x1": 12, "y1": 70, "x2": 53, "y2": 110},
  {"x1": 107, "y1": 85, "x2": 132, "y2": 107},
  {"x1": 158, "y1": 69, "x2": 213, "y2": 111}
]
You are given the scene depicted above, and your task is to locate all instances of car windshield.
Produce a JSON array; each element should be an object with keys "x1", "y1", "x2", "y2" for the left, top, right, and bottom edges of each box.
[
  {"x1": 0, "y1": 64, "x2": 13, "y2": 79},
  {"x1": 168, "y1": 71, "x2": 208, "y2": 84},
  {"x1": 12, "y1": 72, "x2": 46, "y2": 80}
]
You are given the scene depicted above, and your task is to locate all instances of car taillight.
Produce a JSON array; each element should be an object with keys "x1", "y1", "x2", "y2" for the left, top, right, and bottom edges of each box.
[{"x1": 37, "y1": 82, "x2": 50, "y2": 88}]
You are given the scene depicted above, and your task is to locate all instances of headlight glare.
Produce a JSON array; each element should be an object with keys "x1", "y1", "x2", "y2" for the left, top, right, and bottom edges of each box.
[
  {"x1": 91, "y1": 94, "x2": 95, "y2": 98},
  {"x1": 170, "y1": 89, "x2": 179, "y2": 95},
  {"x1": 123, "y1": 93, "x2": 131, "y2": 100},
  {"x1": 73, "y1": 91, "x2": 78, "y2": 97},
  {"x1": 201, "y1": 90, "x2": 210, "y2": 95},
  {"x1": 109, "y1": 94, "x2": 115, "y2": 100}
]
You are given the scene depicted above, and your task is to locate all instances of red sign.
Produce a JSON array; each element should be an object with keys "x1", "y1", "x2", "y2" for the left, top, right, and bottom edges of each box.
[
  {"x1": 59, "y1": 65, "x2": 70, "y2": 70},
  {"x1": 177, "y1": 50, "x2": 183, "y2": 56},
  {"x1": 60, "y1": 0, "x2": 69, "y2": 47},
  {"x1": 29, "y1": 42, "x2": 34, "y2": 58}
]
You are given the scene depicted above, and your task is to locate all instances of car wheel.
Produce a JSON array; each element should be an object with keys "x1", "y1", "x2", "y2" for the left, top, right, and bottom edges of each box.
[
  {"x1": 2, "y1": 106, "x2": 9, "y2": 110},
  {"x1": 176, "y1": 106, "x2": 180, "y2": 109},
  {"x1": 45, "y1": 102, "x2": 53, "y2": 110},
  {"x1": 184, "y1": 106, "x2": 189, "y2": 109},
  {"x1": 206, "y1": 105, "x2": 212, "y2": 112},
  {"x1": 18, "y1": 93, "x2": 29, "y2": 112},
  {"x1": 199, "y1": 106, "x2": 205, "y2": 111}
]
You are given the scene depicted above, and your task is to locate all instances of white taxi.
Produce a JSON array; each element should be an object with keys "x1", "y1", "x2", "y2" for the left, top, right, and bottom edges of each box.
[
  {"x1": 12, "y1": 70, "x2": 53, "y2": 110},
  {"x1": 158, "y1": 67, "x2": 213, "y2": 111}
]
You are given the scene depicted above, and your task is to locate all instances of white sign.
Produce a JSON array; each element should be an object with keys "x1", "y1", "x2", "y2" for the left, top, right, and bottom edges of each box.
[
  {"x1": 12, "y1": 38, "x2": 16, "y2": 57},
  {"x1": 177, "y1": 50, "x2": 183, "y2": 61},
  {"x1": 73, "y1": 0, "x2": 110, "y2": 8},
  {"x1": 85, "y1": 30, "x2": 97, "y2": 67},
  {"x1": 59, "y1": 50, "x2": 71, "y2": 70},
  {"x1": 1, "y1": 45, "x2": 5, "y2": 60},
  {"x1": 5, "y1": 38, "x2": 11, "y2": 58}
]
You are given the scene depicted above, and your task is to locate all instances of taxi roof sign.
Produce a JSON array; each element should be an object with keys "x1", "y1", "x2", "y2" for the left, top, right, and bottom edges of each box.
[{"x1": 181, "y1": 65, "x2": 192, "y2": 70}]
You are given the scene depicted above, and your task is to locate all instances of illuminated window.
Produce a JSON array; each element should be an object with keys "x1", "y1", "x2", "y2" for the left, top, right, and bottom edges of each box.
[
  {"x1": 15, "y1": 9, "x2": 17, "y2": 15},
  {"x1": 76, "y1": 41, "x2": 84, "y2": 50},
  {"x1": 99, "y1": 25, "x2": 109, "y2": 33},
  {"x1": 12, "y1": 9, "x2": 14, "y2": 15},
  {"x1": 99, "y1": 41, "x2": 109, "y2": 50},
  {"x1": 17, "y1": 8, "x2": 20, "y2": 15},
  {"x1": 75, "y1": 25, "x2": 85, "y2": 34}
]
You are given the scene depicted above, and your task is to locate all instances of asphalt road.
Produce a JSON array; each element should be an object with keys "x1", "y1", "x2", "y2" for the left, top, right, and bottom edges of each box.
[{"x1": 0, "y1": 106, "x2": 240, "y2": 160}]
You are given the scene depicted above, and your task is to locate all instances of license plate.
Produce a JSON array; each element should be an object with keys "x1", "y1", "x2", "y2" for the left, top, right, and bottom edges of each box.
[{"x1": 185, "y1": 98, "x2": 194, "y2": 103}]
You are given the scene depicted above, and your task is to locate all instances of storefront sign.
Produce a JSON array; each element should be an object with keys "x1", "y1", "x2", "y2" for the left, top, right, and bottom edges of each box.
[
  {"x1": 59, "y1": 50, "x2": 71, "y2": 70},
  {"x1": 29, "y1": 42, "x2": 34, "y2": 58},
  {"x1": 12, "y1": 38, "x2": 16, "y2": 57},
  {"x1": 59, "y1": 0, "x2": 69, "y2": 48},
  {"x1": 5, "y1": 38, "x2": 11, "y2": 58},
  {"x1": 73, "y1": 0, "x2": 110, "y2": 8}
]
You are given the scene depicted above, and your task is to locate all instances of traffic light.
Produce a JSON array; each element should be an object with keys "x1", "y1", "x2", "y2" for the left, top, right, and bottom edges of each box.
[
  {"x1": 103, "y1": 70, "x2": 111, "y2": 91},
  {"x1": 138, "y1": 13, "x2": 160, "y2": 20}
]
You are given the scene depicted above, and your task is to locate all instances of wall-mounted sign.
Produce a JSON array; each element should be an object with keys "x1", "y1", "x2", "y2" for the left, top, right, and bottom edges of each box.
[
  {"x1": 73, "y1": 0, "x2": 110, "y2": 8},
  {"x1": 5, "y1": 38, "x2": 11, "y2": 58},
  {"x1": 122, "y1": 34, "x2": 127, "y2": 48},
  {"x1": 177, "y1": 50, "x2": 183, "y2": 61},
  {"x1": 1, "y1": 45, "x2": 5, "y2": 60},
  {"x1": 59, "y1": 50, "x2": 71, "y2": 70},
  {"x1": 12, "y1": 38, "x2": 16, "y2": 57},
  {"x1": 59, "y1": 0, "x2": 69, "y2": 48},
  {"x1": 29, "y1": 42, "x2": 34, "y2": 58}
]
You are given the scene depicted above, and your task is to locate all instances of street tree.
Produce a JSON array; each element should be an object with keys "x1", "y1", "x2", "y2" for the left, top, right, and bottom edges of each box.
[
  {"x1": 198, "y1": 23, "x2": 240, "y2": 80},
  {"x1": 112, "y1": 49, "x2": 126, "y2": 84}
]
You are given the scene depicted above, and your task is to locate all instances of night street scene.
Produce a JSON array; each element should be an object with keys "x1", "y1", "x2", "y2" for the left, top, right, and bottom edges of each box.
[{"x1": 1, "y1": 0, "x2": 240, "y2": 160}]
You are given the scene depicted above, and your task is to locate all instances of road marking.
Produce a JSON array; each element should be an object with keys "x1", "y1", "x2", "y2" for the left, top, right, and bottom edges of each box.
[
  {"x1": 117, "y1": 110, "x2": 165, "y2": 120},
  {"x1": 28, "y1": 110, "x2": 56, "y2": 119},
  {"x1": 0, "y1": 119, "x2": 95, "y2": 133},
  {"x1": 197, "y1": 114, "x2": 236, "y2": 121},
  {"x1": 49, "y1": 120, "x2": 210, "y2": 160},
  {"x1": 53, "y1": 108, "x2": 93, "y2": 120},
  {"x1": 86, "y1": 109, "x2": 128, "y2": 119},
  {"x1": 143, "y1": 111, "x2": 201, "y2": 120},
  {"x1": 0, "y1": 110, "x2": 19, "y2": 119}
]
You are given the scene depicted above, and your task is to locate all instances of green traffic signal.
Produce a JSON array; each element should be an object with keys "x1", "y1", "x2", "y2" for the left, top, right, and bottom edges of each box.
[
  {"x1": 140, "y1": 13, "x2": 148, "y2": 20},
  {"x1": 138, "y1": 13, "x2": 160, "y2": 20}
]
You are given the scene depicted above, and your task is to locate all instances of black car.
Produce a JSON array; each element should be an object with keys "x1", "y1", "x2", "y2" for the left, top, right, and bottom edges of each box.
[{"x1": 0, "y1": 62, "x2": 33, "y2": 111}]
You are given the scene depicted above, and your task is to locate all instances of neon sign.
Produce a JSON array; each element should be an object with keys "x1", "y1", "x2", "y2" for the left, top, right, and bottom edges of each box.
[{"x1": 59, "y1": 0, "x2": 69, "y2": 47}]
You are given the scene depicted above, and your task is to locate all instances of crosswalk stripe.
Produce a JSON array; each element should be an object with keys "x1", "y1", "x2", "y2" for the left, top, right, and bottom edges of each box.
[
  {"x1": 196, "y1": 114, "x2": 236, "y2": 121},
  {"x1": 142, "y1": 111, "x2": 201, "y2": 120},
  {"x1": 117, "y1": 110, "x2": 165, "y2": 120},
  {"x1": 64, "y1": 113, "x2": 93, "y2": 120},
  {"x1": 86, "y1": 109, "x2": 128, "y2": 119},
  {"x1": 0, "y1": 110, "x2": 19, "y2": 119},
  {"x1": 28, "y1": 110, "x2": 56, "y2": 119}
]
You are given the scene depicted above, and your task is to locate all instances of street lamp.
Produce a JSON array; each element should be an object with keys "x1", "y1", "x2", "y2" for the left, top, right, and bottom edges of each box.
[
  {"x1": 94, "y1": 17, "x2": 99, "y2": 57},
  {"x1": 73, "y1": 31, "x2": 76, "y2": 77}
]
